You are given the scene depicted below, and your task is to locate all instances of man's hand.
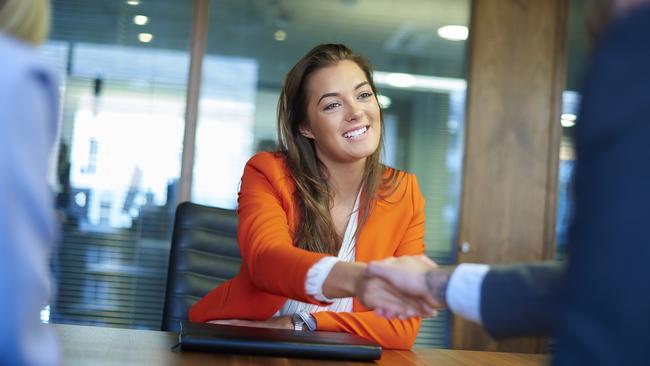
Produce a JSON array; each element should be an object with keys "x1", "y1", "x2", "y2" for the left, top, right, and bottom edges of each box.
[
  {"x1": 368, "y1": 255, "x2": 437, "y2": 295},
  {"x1": 355, "y1": 273, "x2": 437, "y2": 319},
  {"x1": 361, "y1": 255, "x2": 453, "y2": 318}
]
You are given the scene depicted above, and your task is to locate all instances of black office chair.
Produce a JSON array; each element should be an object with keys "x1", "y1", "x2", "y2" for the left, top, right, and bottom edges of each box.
[{"x1": 161, "y1": 202, "x2": 241, "y2": 332}]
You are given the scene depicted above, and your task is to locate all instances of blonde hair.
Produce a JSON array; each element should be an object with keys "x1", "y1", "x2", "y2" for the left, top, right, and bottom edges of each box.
[{"x1": 0, "y1": 0, "x2": 50, "y2": 45}]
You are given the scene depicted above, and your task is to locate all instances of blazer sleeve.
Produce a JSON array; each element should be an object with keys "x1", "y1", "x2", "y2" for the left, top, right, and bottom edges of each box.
[
  {"x1": 481, "y1": 261, "x2": 565, "y2": 338},
  {"x1": 313, "y1": 173, "x2": 426, "y2": 349},
  {"x1": 236, "y1": 155, "x2": 329, "y2": 304},
  {"x1": 313, "y1": 310, "x2": 420, "y2": 350}
]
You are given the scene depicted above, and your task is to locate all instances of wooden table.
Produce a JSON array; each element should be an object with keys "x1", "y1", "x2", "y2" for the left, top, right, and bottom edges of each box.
[{"x1": 55, "y1": 324, "x2": 548, "y2": 365}]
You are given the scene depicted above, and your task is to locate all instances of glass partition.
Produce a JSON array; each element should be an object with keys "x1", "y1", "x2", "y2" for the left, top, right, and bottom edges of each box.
[
  {"x1": 191, "y1": 0, "x2": 471, "y2": 347},
  {"x1": 42, "y1": 1, "x2": 472, "y2": 346},
  {"x1": 556, "y1": 0, "x2": 590, "y2": 259},
  {"x1": 43, "y1": 0, "x2": 192, "y2": 329}
]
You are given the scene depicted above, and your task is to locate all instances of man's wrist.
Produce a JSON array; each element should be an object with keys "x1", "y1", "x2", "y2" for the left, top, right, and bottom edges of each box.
[{"x1": 425, "y1": 268, "x2": 453, "y2": 307}]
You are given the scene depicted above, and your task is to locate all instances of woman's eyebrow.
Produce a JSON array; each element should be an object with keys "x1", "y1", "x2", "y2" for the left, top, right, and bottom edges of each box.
[{"x1": 317, "y1": 82, "x2": 370, "y2": 104}]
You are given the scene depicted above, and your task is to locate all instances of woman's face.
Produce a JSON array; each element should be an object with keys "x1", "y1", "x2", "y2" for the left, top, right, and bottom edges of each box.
[{"x1": 300, "y1": 60, "x2": 381, "y2": 167}]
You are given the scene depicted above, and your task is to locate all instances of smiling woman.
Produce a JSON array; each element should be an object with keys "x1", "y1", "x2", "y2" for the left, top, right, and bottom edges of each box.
[
  {"x1": 189, "y1": 44, "x2": 431, "y2": 349},
  {"x1": 300, "y1": 60, "x2": 381, "y2": 168}
]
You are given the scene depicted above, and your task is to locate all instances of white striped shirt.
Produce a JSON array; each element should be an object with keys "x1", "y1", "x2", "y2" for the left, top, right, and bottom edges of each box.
[{"x1": 275, "y1": 190, "x2": 361, "y2": 317}]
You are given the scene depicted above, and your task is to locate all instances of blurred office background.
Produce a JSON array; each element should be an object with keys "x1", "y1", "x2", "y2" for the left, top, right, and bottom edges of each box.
[{"x1": 37, "y1": 0, "x2": 586, "y2": 349}]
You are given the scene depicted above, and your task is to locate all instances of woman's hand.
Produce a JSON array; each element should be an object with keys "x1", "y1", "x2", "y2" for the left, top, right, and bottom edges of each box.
[
  {"x1": 208, "y1": 315, "x2": 293, "y2": 330},
  {"x1": 356, "y1": 255, "x2": 450, "y2": 319},
  {"x1": 356, "y1": 267, "x2": 438, "y2": 319},
  {"x1": 367, "y1": 255, "x2": 438, "y2": 299}
]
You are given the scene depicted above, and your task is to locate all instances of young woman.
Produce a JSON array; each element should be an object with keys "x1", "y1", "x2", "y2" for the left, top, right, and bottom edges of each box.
[{"x1": 190, "y1": 44, "x2": 427, "y2": 349}]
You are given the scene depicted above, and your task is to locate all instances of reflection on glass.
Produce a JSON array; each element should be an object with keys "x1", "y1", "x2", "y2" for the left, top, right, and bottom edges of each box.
[
  {"x1": 556, "y1": 91, "x2": 580, "y2": 259},
  {"x1": 557, "y1": 0, "x2": 591, "y2": 259},
  {"x1": 68, "y1": 88, "x2": 183, "y2": 229},
  {"x1": 192, "y1": 56, "x2": 258, "y2": 208},
  {"x1": 42, "y1": 0, "x2": 192, "y2": 329}
]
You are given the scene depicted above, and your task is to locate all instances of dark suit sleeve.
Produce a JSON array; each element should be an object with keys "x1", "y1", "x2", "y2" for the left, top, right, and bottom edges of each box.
[
  {"x1": 554, "y1": 7, "x2": 650, "y2": 365},
  {"x1": 480, "y1": 261, "x2": 565, "y2": 338}
]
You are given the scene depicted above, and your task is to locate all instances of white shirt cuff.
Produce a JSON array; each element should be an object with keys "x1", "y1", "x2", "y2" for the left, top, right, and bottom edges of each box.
[
  {"x1": 305, "y1": 256, "x2": 339, "y2": 303},
  {"x1": 446, "y1": 263, "x2": 490, "y2": 325}
]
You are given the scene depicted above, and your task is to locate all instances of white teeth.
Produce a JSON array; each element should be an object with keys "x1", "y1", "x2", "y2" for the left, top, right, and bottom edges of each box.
[{"x1": 343, "y1": 126, "x2": 368, "y2": 138}]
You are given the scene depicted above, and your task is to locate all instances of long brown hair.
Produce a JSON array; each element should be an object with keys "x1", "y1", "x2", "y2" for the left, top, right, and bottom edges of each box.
[{"x1": 277, "y1": 43, "x2": 401, "y2": 255}]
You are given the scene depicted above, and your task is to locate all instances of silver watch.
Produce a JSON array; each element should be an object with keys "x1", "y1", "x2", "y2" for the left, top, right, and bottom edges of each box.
[{"x1": 291, "y1": 313, "x2": 306, "y2": 331}]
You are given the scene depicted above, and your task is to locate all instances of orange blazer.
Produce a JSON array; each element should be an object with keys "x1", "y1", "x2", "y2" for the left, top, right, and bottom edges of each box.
[{"x1": 189, "y1": 152, "x2": 426, "y2": 349}]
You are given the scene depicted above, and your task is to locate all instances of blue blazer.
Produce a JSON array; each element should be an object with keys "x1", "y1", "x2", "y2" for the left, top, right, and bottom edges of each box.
[
  {"x1": 480, "y1": 6, "x2": 650, "y2": 365},
  {"x1": 555, "y1": 5, "x2": 650, "y2": 366}
]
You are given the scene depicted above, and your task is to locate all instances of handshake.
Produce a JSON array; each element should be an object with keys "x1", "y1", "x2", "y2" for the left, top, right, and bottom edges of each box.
[{"x1": 354, "y1": 255, "x2": 453, "y2": 320}]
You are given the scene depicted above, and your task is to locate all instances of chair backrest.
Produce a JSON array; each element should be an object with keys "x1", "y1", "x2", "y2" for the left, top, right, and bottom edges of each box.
[{"x1": 161, "y1": 202, "x2": 241, "y2": 332}]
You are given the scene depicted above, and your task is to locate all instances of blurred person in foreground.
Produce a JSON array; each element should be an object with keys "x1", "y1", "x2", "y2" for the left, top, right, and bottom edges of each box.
[
  {"x1": 358, "y1": 0, "x2": 650, "y2": 364},
  {"x1": 0, "y1": 0, "x2": 60, "y2": 365}
]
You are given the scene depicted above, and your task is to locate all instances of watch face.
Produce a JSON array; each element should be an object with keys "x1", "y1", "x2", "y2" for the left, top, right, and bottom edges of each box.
[{"x1": 292, "y1": 313, "x2": 305, "y2": 331}]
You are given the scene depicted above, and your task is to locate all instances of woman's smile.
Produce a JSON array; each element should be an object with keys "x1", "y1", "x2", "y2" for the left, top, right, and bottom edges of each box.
[{"x1": 343, "y1": 125, "x2": 369, "y2": 140}]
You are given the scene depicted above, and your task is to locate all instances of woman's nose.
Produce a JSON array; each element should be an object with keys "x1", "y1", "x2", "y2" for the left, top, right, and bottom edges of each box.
[{"x1": 345, "y1": 108, "x2": 363, "y2": 122}]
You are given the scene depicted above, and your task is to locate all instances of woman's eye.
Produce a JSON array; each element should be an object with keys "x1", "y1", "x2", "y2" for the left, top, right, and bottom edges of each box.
[
  {"x1": 358, "y1": 92, "x2": 373, "y2": 99},
  {"x1": 323, "y1": 102, "x2": 341, "y2": 111}
]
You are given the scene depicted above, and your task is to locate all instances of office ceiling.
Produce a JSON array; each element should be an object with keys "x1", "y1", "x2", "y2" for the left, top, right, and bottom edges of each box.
[
  {"x1": 50, "y1": 0, "x2": 588, "y2": 90},
  {"x1": 51, "y1": 0, "x2": 471, "y2": 85}
]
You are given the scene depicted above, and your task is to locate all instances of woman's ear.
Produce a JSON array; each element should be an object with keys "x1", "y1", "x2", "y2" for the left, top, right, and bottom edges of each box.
[{"x1": 299, "y1": 123, "x2": 315, "y2": 139}]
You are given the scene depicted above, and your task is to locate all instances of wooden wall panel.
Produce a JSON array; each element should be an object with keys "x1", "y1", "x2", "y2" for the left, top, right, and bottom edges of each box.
[{"x1": 452, "y1": 0, "x2": 568, "y2": 353}]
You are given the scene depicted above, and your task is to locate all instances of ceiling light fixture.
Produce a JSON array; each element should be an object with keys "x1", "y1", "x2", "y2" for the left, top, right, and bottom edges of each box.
[
  {"x1": 138, "y1": 33, "x2": 153, "y2": 43},
  {"x1": 560, "y1": 113, "x2": 577, "y2": 128},
  {"x1": 127, "y1": 0, "x2": 140, "y2": 5},
  {"x1": 374, "y1": 71, "x2": 466, "y2": 92},
  {"x1": 383, "y1": 73, "x2": 416, "y2": 88},
  {"x1": 134, "y1": 15, "x2": 148, "y2": 26},
  {"x1": 377, "y1": 95, "x2": 392, "y2": 109},
  {"x1": 274, "y1": 30, "x2": 287, "y2": 41},
  {"x1": 437, "y1": 25, "x2": 468, "y2": 41}
]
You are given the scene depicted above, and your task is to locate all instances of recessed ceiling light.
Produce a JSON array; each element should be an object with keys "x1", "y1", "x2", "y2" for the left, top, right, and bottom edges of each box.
[
  {"x1": 127, "y1": 0, "x2": 140, "y2": 5},
  {"x1": 437, "y1": 25, "x2": 468, "y2": 41},
  {"x1": 134, "y1": 15, "x2": 148, "y2": 25},
  {"x1": 138, "y1": 33, "x2": 153, "y2": 43},
  {"x1": 374, "y1": 71, "x2": 466, "y2": 92},
  {"x1": 273, "y1": 29, "x2": 287, "y2": 42},
  {"x1": 384, "y1": 73, "x2": 416, "y2": 88},
  {"x1": 377, "y1": 95, "x2": 392, "y2": 109},
  {"x1": 274, "y1": 30, "x2": 287, "y2": 41},
  {"x1": 561, "y1": 113, "x2": 577, "y2": 121},
  {"x1": 561, "y1": 113, "x2": 577, "y2": 127}
]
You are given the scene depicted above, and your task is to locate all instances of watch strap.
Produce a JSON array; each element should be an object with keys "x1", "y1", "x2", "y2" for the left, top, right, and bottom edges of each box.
[
  {"x1": 298, "y1": 312, "x2": 317, "y2": 331},
  {"x1": 292, "y1": 312, "x2": 316, "y2": 331}
]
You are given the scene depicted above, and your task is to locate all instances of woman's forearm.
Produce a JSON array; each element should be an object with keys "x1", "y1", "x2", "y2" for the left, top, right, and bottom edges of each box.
[{"x1": 322, "y1": 261, "x2": 367, "y2": 298}]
